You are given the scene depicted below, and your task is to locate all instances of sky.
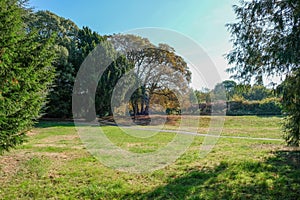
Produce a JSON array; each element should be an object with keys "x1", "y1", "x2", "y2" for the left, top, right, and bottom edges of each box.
[{"x1": 29, "y1": 0, "x2": 239, "y2": 89}]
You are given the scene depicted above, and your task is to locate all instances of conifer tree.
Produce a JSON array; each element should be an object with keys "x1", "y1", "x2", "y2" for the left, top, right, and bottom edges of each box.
[{"x1": 0, "y1": 0, "x2": 55, "y2": 153}]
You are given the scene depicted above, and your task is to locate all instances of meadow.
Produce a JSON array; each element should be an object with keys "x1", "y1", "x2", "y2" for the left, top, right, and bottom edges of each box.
[{"x1": 1, "y1": 116, "x2": 300, "y2": 199}]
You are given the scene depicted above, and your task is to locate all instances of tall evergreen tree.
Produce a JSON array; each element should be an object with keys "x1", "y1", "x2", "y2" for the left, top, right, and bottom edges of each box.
[
  {"x1": 74, "y1": 27, "x2": 132, "y2": 118},
  {"x1": 27, "y1": 10, "x2": 79, "y2": 118},
  {"x1": 0, "y1": 0, "x2": 55, "y2": 152}
]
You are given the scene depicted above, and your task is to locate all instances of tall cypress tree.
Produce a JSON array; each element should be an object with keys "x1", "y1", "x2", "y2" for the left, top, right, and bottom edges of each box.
[
  {"x1": 28, "y1": 11, "x2": 79, "y2": 118},
  {"x1": 0, "y1": 0, "x2": 55, "y2": 153}
]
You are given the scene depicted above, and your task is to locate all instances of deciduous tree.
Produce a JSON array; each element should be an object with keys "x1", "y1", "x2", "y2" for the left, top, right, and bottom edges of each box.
[{"x1": 111, "y1": 34, "x2": 191, "y2": 116}]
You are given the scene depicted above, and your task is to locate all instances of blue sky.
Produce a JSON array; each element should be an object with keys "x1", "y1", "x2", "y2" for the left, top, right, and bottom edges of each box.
[{"x1": 29, "y1": 0, "x2": 239, "y2": 88}]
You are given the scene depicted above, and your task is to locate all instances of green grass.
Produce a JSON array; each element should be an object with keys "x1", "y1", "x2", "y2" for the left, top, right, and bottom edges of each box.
[
  {"x1": 0, "y1": 116, "x2": 300, "y2": 199},
  {"x1": 137, "y1": 115, "x2": 283, "y2": 139}
]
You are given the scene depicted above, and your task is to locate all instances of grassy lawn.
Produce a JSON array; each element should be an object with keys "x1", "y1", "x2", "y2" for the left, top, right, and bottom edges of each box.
[
  {"x1": 1, "y1": 116, "x2": 300, "y2": 199},
  {"x1": 116, "y1": 115, "x2": 283, "y2": 139}
]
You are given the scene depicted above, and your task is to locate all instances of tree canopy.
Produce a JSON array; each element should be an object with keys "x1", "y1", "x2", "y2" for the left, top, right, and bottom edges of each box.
[
  {"x1": 110, "y1": 34, "x2": 191, "y2": 116},
  {"x1": 227, "y1": 0, "x2": 299, "y2": 83},
  {"x1": 27, "y1": 10, "x2": 80, "y2": 118},
  {"x1": 227, "y1": 0, "x2": 300, "y2": 145}
]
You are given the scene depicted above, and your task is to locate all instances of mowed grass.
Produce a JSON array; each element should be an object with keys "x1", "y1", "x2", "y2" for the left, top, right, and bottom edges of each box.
[
  {"x1": 1, "y1": 116, "x2": 300, "y2": 199},
  {"x1": 140, "y1": 115, "x2": 283, "y2": 139}
]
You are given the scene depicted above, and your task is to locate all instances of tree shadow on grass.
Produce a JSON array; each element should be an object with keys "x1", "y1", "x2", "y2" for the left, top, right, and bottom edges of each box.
[
  {"x1": 256, "y1": 115, "x2": 284, "y2": 118},
  {"x1": 123, "y1": 149, "x2": 300, "y2": 200},
  {"x1": 35, "y1": 120, "x2": 75, "y2": 128},
  {"x1": 36, "y1": 115, "x2": 181, "y2": 129},
  {"x1": 121, "y1": 162, "x2": 229, "y2": 200}
]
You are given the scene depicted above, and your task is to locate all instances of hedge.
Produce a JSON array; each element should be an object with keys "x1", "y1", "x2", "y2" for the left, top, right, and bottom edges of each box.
[{"x1": 196, "y1": 98, "x2": 282, "y2": 116}]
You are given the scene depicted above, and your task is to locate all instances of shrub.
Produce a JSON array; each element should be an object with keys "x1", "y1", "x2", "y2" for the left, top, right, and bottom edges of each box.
[{"x1": 226, "y1": 98, "x2": 282, "y2": 116}]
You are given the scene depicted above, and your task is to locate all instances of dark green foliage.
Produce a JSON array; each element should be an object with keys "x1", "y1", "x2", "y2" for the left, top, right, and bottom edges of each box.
[
  {"x1": 96, "y1": 56, "x2": 133, "y2": 117},
  {"x1": 76, "y1": 26, "x2": 105, "y2": 67},
  {"x1": 222, "y1": 80, "x2": 237, "y2": 100},
  {"x1": 24, "y1": 13, "x2": 192, "y2": 119},
  {"x1": 0, "y1": 0, "x2": 55, "y2": 153},
  {"x1": 75, "y1": 26, "x2": 107, "y2": 117},
  {"x1": 236, "y1": 84, "x2": 273, "y2": 101},
  {"x1": 28, "y1": 14, "x2": 132, "y2": 118},
  {"x1": 197, "y1": 100, "x2": 282, "y2": 116},
  {"x1": 212, "y1": 82, "x2": 227, "y2": 101},
  {"x1": 226, "y1": 0, "x2": 300, "y2": 145},
  {"x1": 28, "y1": 11, "x2": 79, "y2": 118},
  {"x1": 278, "y1": 70, "x2": 300, "y2": 146},
  {"x1": 226, "y1": 98, "x2": 282, "y2": 116},
  {"x1": 73, "y1": 27, "x2": 133, "y2": 118}
]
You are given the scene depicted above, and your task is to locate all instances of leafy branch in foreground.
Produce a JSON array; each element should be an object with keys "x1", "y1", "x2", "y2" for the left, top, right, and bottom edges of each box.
[{"x1": 226, "y1": 0, "x2": 300, "y2": 145}]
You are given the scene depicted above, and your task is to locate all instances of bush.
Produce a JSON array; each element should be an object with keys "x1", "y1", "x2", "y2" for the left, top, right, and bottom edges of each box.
[
  {"x1": 195, "y1": 98, "x2": 282, "y2": 116},
  {"x1": 226, "y1": 98, "x2": 282, "y2": 116}
]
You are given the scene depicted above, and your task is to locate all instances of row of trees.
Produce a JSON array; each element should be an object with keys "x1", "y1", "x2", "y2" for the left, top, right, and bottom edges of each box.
[
  {"x1": 193, "y1": 81, "x2": 282, "y2": 115},
  {"x1": 28, "y1": 10, "x2": 108, "y2": 118},
  {"x1": 195, "y1": 80, "x2": 277, "y2": 102},
  {"x1": 0, "y1": 1, "x2": 191, "y2": 152},
  {"x1": 28, "y1": 11, "x2": 191, "y2": 120}
]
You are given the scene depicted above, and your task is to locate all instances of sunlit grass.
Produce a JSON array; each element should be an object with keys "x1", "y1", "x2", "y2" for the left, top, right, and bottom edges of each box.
[{"x1": 0, "y1": 116, "x2": 299, "y2": 199}]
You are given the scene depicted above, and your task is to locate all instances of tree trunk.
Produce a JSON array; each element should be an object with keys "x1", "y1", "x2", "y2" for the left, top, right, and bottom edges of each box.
[{"x1": 144, "y1": 93, "x2": 151, "y2": 115}]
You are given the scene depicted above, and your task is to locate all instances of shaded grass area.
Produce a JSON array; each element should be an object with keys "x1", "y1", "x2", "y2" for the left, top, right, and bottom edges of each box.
[
  {"x1": 1, "y1": 116, "x2": 299, "y2": 199},
  {"x1": 129, "y1": 150, "x2": 300, "y2": 200}
]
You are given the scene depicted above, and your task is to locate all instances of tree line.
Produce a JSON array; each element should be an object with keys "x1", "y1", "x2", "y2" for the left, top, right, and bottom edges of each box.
[{"x1": 193, "y1": 80, "x2": 282, "y2": 116}]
